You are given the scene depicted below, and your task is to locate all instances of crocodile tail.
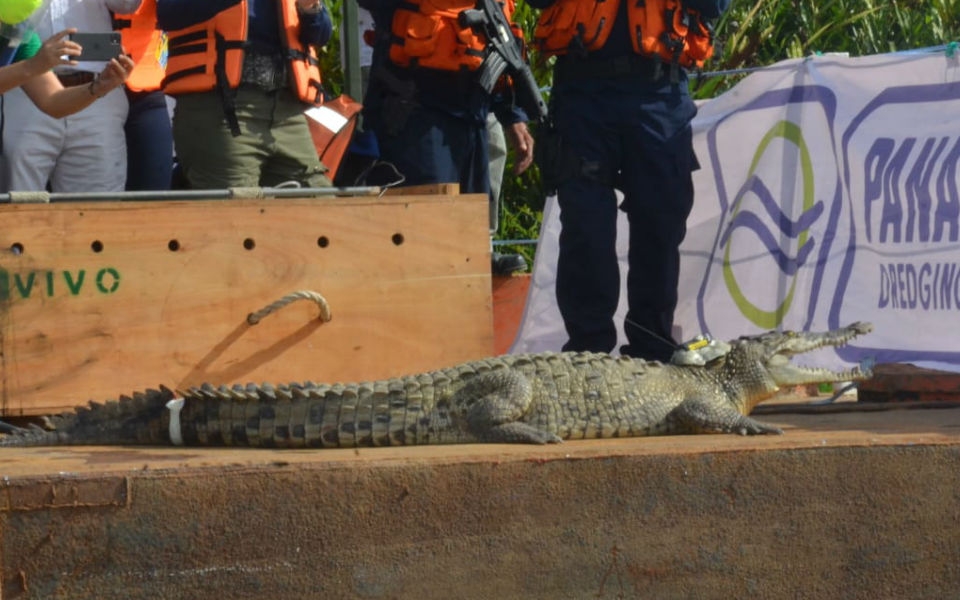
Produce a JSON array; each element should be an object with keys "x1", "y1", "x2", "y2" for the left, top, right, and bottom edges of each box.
[{"x1": 0, "y1": 387, "x2": 175, "y2": 447}]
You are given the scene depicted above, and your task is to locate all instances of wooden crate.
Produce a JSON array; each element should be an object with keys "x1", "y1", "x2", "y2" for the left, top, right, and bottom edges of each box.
[{"x1": 0, "y1": 188, "x2": 493, "y2": 415}]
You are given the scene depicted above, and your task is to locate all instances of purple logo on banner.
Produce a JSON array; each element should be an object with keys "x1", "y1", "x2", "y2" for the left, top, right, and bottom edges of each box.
[
  {"x1": 699, "y1": 85, "x2": 843, "y2": 340},
  {"x1": 836, "y1": 80, "x2": 960, "y2": 364}
]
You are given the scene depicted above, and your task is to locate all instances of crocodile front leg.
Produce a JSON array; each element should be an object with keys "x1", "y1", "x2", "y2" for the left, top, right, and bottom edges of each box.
[
  {"x1": 457, "y1": 371, "x2": 562, "y2": 444},
  {"x1": 671, "y1": 396, "x2": 784, "y2": 436}
]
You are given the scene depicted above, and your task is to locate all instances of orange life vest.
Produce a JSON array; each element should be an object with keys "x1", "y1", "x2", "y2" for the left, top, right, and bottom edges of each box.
[
  {"x1": 534, "y1": 0, "x2": 713, "y2": 69},
  {"x1": 162, "y1": 0, "x2": 322, "y2": 105},
  {"x1": 388, "y1": 0, "x2": 519, "y2": 72},
  {"x1": 113, "y1": 0, "x2": 167, "y2": 92}
]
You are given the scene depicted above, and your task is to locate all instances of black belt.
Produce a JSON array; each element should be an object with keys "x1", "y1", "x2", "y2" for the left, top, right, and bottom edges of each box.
[
  {"x1": 56, "y1": 71, "x2": 97, "y2": 86},
  {"x1": 554, "y1": 54, "x2": 664, "y2": 82}
]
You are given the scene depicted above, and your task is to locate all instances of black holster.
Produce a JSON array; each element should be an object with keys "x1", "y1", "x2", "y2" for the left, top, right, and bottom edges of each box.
[
  {"x1": 372, "y1": 67, "x2": 419, "y2": 136},
  {"x1": 534, "y1": 120, "x2": 563, "y2": 195},
  {"x1": 535, "y1": 120, "x2": 617, "y2": 195}
]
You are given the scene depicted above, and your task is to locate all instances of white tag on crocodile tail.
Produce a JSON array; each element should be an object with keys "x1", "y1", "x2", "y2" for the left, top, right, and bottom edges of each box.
[{"x1": 166, "y1": 398, "x2": 186, "y2": 446}]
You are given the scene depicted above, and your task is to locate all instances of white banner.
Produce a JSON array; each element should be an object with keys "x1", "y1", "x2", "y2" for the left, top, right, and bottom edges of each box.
[{"x1": 512, "y1": 49, "x2": 960, "y2": 371}]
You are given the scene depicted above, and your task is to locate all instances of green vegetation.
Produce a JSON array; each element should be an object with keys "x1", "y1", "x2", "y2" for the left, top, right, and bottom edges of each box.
[{"x1": 319, "y1": 0, "x2": 960, "y2": 262}]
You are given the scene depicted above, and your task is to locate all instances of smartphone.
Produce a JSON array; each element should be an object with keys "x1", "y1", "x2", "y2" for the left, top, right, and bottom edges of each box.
[{"x1": 68, "y1": 32, "x2": 122, "y2": 61}]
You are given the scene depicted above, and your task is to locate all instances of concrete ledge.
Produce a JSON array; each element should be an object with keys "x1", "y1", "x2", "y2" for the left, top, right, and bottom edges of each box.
[{"x1": 3, "y1": 407, "x2": 960, "y2": 599}]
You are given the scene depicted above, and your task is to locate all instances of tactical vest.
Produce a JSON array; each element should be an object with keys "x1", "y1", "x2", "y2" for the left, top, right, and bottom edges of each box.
[
  {"x1": 162, "y1": 0, "x2": 322, "y2": 104},
  {"x1": 113, "y1": 0, "x2": 167, "y2": 92},
  {"x1": 388, "y1": 0, "x2": 519, "y2": 72},
  {"x1": 534, "y1": 0, "x2": 713, "y2": 68}
]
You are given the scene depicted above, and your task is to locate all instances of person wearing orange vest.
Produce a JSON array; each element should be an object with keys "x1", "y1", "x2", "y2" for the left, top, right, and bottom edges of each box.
[
  {"x1": 357, "y1": 0, "x2": 535, "y2": 231},
  {"x1": 113, "y1": 0, "x2": 174, "y2": 190},
  {"x1": 156, "y1": 0, "x2": 332, "y2": 189},
  {"x1": 531, "y1": 0, "x2": 727, "y2": 361}
]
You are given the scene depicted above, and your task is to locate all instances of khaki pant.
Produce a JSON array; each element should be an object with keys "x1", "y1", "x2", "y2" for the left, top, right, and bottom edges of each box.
[
  {"x1": 0, "y1": 85, "x2": 129, "y2": 193},
  {"x1": 172, "y1": 87, "x2": 330, "y2": 190}
]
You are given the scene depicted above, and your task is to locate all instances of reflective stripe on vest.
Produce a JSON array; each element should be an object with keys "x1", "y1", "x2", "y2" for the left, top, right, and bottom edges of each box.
[{"x1": 534, "y1": 0, "x2": 713, "y2": 68}]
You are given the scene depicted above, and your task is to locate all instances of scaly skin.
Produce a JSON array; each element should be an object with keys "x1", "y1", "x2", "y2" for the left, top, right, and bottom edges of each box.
[{"x1": 0, "y1": 322, "x2": 874, "y2": 447}]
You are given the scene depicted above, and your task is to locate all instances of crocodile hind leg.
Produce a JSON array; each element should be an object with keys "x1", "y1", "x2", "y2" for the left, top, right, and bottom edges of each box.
[
  {"x1": 456, "y1": 370, "x2": 562, "y2": 444},
  {"x1": 672, "y1": 396, "x2": 784, "y2": 436}
]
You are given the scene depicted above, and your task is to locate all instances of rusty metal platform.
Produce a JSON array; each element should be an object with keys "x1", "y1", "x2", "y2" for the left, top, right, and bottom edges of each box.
[{"x1": 3, "y1": 401, "x2": 960, "y2": 599}]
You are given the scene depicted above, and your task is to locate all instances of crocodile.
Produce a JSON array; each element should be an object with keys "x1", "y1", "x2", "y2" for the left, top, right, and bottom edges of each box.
[{"x1": 0, "y1": 322, "x2": 873, "y2": 448}]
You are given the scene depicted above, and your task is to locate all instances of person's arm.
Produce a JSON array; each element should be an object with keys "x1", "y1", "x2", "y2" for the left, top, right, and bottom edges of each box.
[
  {"x1": 0, "y1": 29, "x2": 81, "y2": 95},
  {"x1": 682, "y1": 0, "x2": 729, "y2": 20},
  {"x1": 493, "y1": 101, "x2": 534, "y2": 174},
  {"x1": 22, "y1": 55, "x2": 135, "y2": 118},
  {"x1": 0, "y1": 61, "x2": 48, "y2": 95},
  {"x1": 156, "y1": 0, "x2": 241, "y2": 31},
  {"x1": 505, "y1": 121, "x2": 534, "y2": 175},
  {"x1": 296, "y1": 0, "x2": 333, "y2": 48}
]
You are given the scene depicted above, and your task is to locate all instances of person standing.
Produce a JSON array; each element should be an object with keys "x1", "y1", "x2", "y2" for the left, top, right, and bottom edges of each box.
[
  {"x1": 531, "y1": 0, "x2": 728, "y2": 361},
  {"x1": 358, "y1": 0, "x2": 536, "y2": 225},
  {"x1": 156, "y1": 0, "x2": 333, "y2": 189},
  {"x1": 113, "y1": 0, "x2": 173, "y2": 191},
  {"x1": 1, "y1": 0, "x2": 142, "y2": 193}
]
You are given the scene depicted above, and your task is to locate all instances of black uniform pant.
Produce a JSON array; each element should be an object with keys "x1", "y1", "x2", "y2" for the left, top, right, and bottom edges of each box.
[{"x1": 553, "y1": 75, "x2": 697, "y2": 361}]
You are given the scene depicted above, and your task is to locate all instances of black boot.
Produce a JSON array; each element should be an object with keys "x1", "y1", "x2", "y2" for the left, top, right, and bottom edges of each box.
[{"x1": 491, "y1": 251, "x2": 528, "y2": 275}]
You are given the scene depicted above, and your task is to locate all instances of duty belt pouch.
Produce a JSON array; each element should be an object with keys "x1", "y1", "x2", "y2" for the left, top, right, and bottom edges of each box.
[
  {"x1": 372, "y1": 68, "x2": 418, "y2": 136},
  {"x1": 381, "y1": 94, "x2": 418, "y2": 136},
  {"x1": 535, "y1": 117, "x2": 617, "y2": 195},
  {"x1": 534, "y1": 119, "x2": 563, "y2": 195}
]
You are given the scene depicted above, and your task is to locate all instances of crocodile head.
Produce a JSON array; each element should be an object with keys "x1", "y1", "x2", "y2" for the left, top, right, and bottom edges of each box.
[{"x1": 713, "y1": 321, "x2": 874, "y2": 413}]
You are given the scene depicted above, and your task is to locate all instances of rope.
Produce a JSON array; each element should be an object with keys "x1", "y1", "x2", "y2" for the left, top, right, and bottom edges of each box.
[{"x1": 246, "y1": 290, "x2": 332, "y2": 325}]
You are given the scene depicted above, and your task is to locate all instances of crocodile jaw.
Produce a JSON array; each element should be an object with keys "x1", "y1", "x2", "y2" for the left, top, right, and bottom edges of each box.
[
  {"x1": 763, "y1": 321, "x2": 874, "y2": 387},
  {"x1": 765, "y1": 354, "x2": 872, "y2": 387}
]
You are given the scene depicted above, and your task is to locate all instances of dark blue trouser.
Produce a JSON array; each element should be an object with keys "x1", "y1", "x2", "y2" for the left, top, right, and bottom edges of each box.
[
  {"x1": 124, "y1": 89, "x2": 173, "y2": 191},
  {"x1": 553, "y1": 76, "x2": 697, "y2": 361},
  {"x1": 375, "y1": 104, "x2": 491, "y2": 198}
]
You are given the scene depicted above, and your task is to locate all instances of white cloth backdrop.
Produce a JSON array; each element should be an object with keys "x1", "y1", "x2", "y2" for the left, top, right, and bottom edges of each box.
[{"x1": 512, "y1": 49, "x2": 960, "y2": 371}]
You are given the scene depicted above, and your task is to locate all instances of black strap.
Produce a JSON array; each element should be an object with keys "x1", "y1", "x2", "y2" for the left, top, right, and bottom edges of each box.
[
  {"x1": 285, "y1": 47, "x2": 321, "y2": 68},
  {"x1": 214, "y1": 32, "x2": 242, "y2": 137}
]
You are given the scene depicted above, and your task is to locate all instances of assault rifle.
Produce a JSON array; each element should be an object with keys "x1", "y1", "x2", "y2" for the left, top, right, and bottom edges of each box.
[{"x1": 458, "y1": 0, "x2": 548, "y2": 122}]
